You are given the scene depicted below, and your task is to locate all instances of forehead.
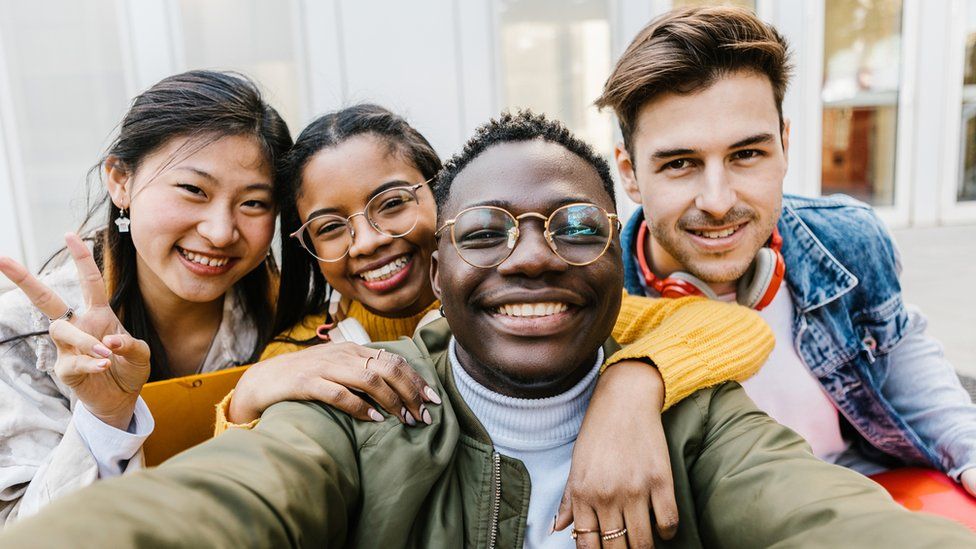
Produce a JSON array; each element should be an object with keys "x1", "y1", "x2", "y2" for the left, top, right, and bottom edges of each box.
[
  {"x1": 147, "y1": 134, "x2": 271, "y2": 179},
  {"x1": 446, "y1": 139, "x2": 611, "y2": 217},
  {"x1": 632, "y1": 71, "x2": 781, "y2": 153},
  {"x1": 300, "y1": 134, "x2": 422, "y2": 205}
]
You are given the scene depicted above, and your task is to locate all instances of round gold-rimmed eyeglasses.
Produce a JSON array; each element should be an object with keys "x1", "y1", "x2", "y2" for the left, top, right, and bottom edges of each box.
[
  {"x1": 291, "y1": 183, "x2": 427, "y2": 262},
  {"x1": 434, "y1": 202, "x2": 620, "y2": 269}
]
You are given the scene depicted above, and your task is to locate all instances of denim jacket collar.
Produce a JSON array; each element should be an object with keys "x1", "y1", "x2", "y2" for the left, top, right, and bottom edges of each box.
[{"x1": 777, "y1": 203, "x2": 858, "y2": 313}]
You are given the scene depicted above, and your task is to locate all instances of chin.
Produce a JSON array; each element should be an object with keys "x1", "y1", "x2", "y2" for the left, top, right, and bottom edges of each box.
[{"x1": 688, "y1": 258, "x2": 753, "y2": 285}]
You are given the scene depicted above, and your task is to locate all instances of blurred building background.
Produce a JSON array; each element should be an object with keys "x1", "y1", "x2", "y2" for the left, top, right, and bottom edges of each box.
[{"x1": 0, "y1": 0, "x2": 972, "y2": 372}]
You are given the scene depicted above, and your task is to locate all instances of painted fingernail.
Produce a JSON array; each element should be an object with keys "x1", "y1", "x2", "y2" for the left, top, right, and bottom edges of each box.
[
  {"x1": 424, "y1": 386, "x2": 442, "y2": 405},
  {"x1": 400, "y1": 406, "x2": 414, "y2": 425},
  {"x1": 92, "y1": 344, "x2": 112, "y2": 358},
  {"x1": 367, "y1": 409, "x2": 384, "y2": 422},
  {"x1": 420, "y1": 405, "x2": 432, "y2": 425}
]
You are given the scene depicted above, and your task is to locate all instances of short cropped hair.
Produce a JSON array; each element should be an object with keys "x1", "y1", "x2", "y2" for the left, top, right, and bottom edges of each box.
[
  {"x1": 595, "y1": 6, "x2": 793, "y2": 155},
  {"x1": 434, "y1": 110, "x2": 615, "y2": 215}
]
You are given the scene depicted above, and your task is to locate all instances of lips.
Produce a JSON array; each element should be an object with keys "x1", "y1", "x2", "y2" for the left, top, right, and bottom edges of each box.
[
  {"x1": 356, "y1": 254, "x2": 414, "y2": 293},
  {"x1": 176, "y1": 246, "x2": 238, "y2": 276},
  {"x1": 479, "y1": 289, "x2": 586, "y2": 338},
  {"x1": 682, "y1": 221, "x2": 750, "y2": 252}
]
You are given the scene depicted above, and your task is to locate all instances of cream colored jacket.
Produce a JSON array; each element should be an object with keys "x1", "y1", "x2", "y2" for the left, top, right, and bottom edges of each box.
[{"x1": 0, "y1": 260, "x2": 256, "y2": 524}]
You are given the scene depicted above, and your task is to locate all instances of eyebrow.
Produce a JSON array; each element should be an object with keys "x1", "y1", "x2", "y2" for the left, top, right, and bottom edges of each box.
[
  {"x1": 650, "y1": 132, "x2": 777, "y2": 160},
  {"x1": 172, "y1": 166, "x2": 272, "y2": 192},
  {"x1": 369, "y1": 180, "x2": 417, "y2": 200},
  {"x1": 304, "y1": 179, "x2": 421, "y2": 220},
  {"x1": 461, "y1": 195, "x2": 597, "y2": 212},
  {"x1": 730, "y1": 132, "x2": 776, "y2": 149}
]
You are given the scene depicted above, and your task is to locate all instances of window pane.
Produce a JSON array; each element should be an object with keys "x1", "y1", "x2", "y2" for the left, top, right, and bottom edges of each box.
[
  {"x1": 821, "y1": 0, "x2": 902, "y2": 206},
  {"x1": 671, "y1": 0, "x2": 755, "y2": 10},
  {"x1": 498, "y1": 0, "x2": 613, "y2": 154},
  {"x1": 958, "y1": 0, "x2": 976, "y2": 202},
  {"x1": 177, "y1": 0, "x2": 303, "y2": 132},
  {"x1": 0, "y1": 0, "x2": 128, "y2": 263}
]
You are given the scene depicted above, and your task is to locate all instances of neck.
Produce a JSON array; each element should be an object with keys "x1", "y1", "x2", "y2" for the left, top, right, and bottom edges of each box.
[
  {"x1": 449, "y1": 339, "x2": 602, "y2": 449},
  {"x1": 646, "y1": 232, "x2": 737, "y2": 295},
  {"x1": 452, "y1": 341, "x2": 600, "y2": 399},
  {"x1": 136, "y1": 264, "x2": 225, "y2": 377}
]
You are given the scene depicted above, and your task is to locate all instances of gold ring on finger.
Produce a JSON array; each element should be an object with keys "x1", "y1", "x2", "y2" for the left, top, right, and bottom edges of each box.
[
  {"x1": 601, "y1": 527, "x2": 627, "y2": 541},
  {"x1": 570, "y1": 528, "x2": 599, "y2": 540},
  {"x1": 46, "y1": 307, "x2": 74, "y2": 323},
  {"x1": 375, "y1": 349, "x2": 383, "y2": 361},
  {"x1": 364, "y1": 356, "x2": 372, "y2": 369}
]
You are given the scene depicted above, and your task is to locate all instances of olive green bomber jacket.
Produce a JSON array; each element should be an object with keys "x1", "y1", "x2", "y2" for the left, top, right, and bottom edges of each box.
[{"x1": 2, "y1": 318, "x2": 973, "y2": 548}]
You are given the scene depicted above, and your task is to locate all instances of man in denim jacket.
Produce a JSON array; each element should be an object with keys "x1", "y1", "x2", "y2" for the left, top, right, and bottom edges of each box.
[{"x1": 599, "y1": 6, "x2": 976, "y2": 493}]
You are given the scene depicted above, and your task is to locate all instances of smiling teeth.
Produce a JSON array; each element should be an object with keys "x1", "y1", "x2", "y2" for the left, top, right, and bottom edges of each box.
[
  {"x1": 494, "y1": 302, "x2": 569, "y2": 318},
  {"x1": 361, "y1": 256, "x2": 410, "y2": 282},
  {"x1": 180, "y1": 249, "x2": 229, "y2": 267},
  {"x1": 692, "y1": 227, "x2": 737, "y2": 239}
]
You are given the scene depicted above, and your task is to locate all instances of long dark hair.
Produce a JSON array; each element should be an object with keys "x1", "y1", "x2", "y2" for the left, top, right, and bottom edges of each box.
[
  {"x1": 11, "y1": 71, "x2": 292, "y2": 381},
  {"x1": 274, "y1": 104, "x2": 441, "y2": 341}
]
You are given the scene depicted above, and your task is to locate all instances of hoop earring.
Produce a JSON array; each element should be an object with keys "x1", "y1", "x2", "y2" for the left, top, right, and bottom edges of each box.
[
  {"x1": 115, "y1": 209, "x2": 131, "y2": 233},
  {"x1": 438, "y1": 304, "x2": 446, "y2": 317}
]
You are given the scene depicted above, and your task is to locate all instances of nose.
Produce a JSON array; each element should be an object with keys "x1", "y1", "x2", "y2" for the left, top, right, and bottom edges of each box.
[
  {"x1": 197, "y1": 205, "x2": 240, "y2": 248},
  {"x1": 695, "y1": 163, "x2": 737, "y2": 219},
  {"x1": 347, "y1": 213, "x2": 394, "y2": 258},
  {"x1": 495, "y1": 220, "x2": 568, "y2": 278}
]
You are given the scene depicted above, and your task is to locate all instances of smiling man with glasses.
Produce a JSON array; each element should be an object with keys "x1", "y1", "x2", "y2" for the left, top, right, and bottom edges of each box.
[{"x1": 2, "y1": 111, "x2": 972, "y2": 548}]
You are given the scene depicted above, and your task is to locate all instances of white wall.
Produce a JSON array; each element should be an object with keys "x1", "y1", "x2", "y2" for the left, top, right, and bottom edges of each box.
[{"x1": 0, "y1": 0, "x2": 973, "y2": 276}]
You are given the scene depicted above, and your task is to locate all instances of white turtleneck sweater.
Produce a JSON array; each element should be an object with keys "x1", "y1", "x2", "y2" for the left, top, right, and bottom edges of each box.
[{"x1": 449, "y1": 340, "x2": 603, "y2": 548}]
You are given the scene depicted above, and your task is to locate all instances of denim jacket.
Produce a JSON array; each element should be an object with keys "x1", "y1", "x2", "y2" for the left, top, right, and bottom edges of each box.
[{"x1": 621, "y1": 194, "x2": 976, "y2": 479}]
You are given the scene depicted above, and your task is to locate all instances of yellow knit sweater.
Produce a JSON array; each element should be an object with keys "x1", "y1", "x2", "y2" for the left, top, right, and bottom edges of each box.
[{"x1": 214, "y1": 294, "x2": 773, "y2": 434}]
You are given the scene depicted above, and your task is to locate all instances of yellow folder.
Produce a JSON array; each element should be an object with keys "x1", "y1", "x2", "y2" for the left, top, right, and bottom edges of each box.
[{"x1": 139, "y1": 365, "x2": 250, "y2": 466}]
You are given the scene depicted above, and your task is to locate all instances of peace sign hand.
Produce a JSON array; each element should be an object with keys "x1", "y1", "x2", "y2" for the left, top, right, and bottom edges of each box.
[{"x1": 0, "y1": 233, "x2": 151, "y2": 430}]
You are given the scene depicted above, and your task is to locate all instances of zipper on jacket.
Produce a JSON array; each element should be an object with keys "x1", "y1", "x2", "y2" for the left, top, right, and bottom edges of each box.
[{"x1": 488, "y1": 451, "x2": 501, "y2": 549}]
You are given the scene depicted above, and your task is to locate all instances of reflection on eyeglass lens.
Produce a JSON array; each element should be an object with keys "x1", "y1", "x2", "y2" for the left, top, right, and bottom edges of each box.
[{"x1": 450, "y1": 203, "x2": 614, "y2": 267}]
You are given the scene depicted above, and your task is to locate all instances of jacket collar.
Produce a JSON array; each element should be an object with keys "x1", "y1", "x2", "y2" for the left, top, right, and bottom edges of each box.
[
  {"x1": 777, "y1": 204, "x2": 858, "y2": 313},
  {"x1": 622, "y1": 206, "x2": 858, "y2": 314}
]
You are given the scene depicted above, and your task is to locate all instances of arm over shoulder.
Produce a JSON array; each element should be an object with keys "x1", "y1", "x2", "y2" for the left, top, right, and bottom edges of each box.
[
  {"x1": 690, "y1": 383, "x2": 976, "y2": 548},
  {"x1": 606, "y1": 294, "x2": 774, "y2": 409}
]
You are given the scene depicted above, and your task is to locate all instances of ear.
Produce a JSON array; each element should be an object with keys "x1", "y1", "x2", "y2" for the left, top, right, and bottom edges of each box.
[
  {"x1": 104, "y1": 156, "x2": 132, "y2": 209},
  {"x1": 430, "y1": 250, "x2": 442, "y2": 302},
  {"x1": 781, "y1": 118, "x2": 791, "y2": 163},
  {"x1": 614, "y1": 143, "x2": 643, "y2": 204}
]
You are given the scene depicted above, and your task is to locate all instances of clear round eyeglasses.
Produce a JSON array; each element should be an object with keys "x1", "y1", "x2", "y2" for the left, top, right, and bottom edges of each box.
[
  {"x1": 434, "y1": 203, "x2": 620, "y2": 268},
  {"x1": 291, "y1": 183, "x2": 426, "y2": 262}
]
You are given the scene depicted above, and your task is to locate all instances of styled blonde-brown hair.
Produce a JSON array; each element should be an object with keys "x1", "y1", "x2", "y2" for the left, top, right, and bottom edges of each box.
[{"x1": 596, "y1": 6, "x2": 793, "y2": 155}]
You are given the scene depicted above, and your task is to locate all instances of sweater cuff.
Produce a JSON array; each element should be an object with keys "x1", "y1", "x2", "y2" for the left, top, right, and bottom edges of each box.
[
  {"x1": 604, "y1": 334, "x2": 706, "y2": 412},
  {"x1": 213, "y1": 390, "x2": 261, "y2": 436}
]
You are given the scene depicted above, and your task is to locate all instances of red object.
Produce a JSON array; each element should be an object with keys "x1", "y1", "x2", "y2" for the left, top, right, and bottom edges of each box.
[
  {"x1": 635, "y1": 221, "x2": 785, "y2": 310},
  {"x1": 870, "y1": 468, "x2": 976, "y2": 532}
]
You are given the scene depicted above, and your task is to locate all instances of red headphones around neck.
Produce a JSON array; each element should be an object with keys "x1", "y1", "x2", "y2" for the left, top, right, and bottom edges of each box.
[{"x1": 635, "y1": 221, "x2": 785, "y2": 311}]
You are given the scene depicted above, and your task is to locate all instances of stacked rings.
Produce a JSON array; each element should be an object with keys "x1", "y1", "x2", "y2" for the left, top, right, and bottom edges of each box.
[{"x1": 601, "y1": 527, "x2": 627, "y2": 541}]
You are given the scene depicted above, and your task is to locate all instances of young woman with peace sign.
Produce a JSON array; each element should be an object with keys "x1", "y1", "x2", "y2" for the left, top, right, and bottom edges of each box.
[
  {"x1": 0, "y1": 76, "x2": 459, "y2": 524},
  {"x1": 0, "y1": 70, "x2": 294, "y2": 522}
]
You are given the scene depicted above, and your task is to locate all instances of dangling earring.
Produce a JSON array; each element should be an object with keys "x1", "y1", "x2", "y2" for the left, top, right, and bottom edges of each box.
[{"x1": 115, "y1": 208, "x2": 130, "y2": 233}]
